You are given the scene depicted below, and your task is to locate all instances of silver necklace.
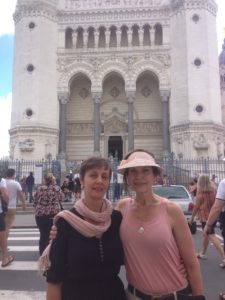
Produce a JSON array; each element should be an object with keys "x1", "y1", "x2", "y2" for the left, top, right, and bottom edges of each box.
[{"x1": 138, "y1": 226, "x2": 144, "y2": 234}]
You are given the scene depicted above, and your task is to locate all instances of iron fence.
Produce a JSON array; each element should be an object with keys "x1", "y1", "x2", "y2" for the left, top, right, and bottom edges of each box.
[
  {"x1": 1, "y1": 156, "x2": 225, "y2": 201},
  {"x1": 0, "y1": 159, "x2": 61, "y2": 186}
]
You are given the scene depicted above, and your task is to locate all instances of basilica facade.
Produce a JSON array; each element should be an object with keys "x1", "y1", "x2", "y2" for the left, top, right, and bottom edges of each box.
[{"x1": 10, "y1": 0, "x2": 224, "y2": 162}]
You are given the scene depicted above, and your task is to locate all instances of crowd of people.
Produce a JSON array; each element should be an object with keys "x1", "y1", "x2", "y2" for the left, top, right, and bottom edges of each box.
[{"x1": 1, "y1": 150, "x2": 225, "y2": 299}]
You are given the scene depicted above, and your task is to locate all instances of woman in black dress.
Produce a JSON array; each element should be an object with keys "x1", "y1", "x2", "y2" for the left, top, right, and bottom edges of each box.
[{"x1": 46, "y1": 157, "x2": 126, "y2": 300}]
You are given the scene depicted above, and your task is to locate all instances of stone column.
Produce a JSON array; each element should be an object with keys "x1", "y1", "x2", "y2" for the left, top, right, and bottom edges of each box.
[
  {"x1": 116, "y1": 28, "x2": 122, "y2": 47},
  {"x1": 127, "y1": 28, "x2": 133, "y2": 47},
  {"x1": 92, "y1": 92, "x2": 102, "y2": 155},
  {"x1": 126, "y1": 90, "x2": 135, "y2": 151},
  {"x1": 160, "y1": 90, "x2": 170, "y2": 156},
  {"x1": 58, "y1": 91, "x2": 70, "y2": 159},
  {"x1": 83, "y1": 29, "x2": 88, "y2": 48},
  {"x1": 139, "y1": 28, "x2": 144, "y2": 46},
  {"x1": 72, "y1": 30, "x2": 77, "y2": 48},
  {"x1": 150, "y1": 27, "x2": 155, "y2": 46},
  {"x1": 105, "y1": 28, "x2": 110, "y2": 48},
  {"x1": 94, "y1": 29, "x2": 99, "y2": 48}
]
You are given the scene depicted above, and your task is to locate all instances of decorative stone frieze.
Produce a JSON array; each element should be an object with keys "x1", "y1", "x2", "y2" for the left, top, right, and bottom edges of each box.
[
  {"x1": 104, "y1": 116, "x2": 127, "y2": 135},
  {"x1": 64, "y1": 0, "x2": 169, "y2": 11},
  {"x1": 18, "y1": 139, "x2": 35, "y2": 152},
  {"x1": 67, "y1": 122, "x2": 94, "y2": 136},
  {"x1": 193, "y1": 134, "x2": 209, "y2": 150},
  {"x1": 134, "y1": 121, "x2": 162, "y2": 135}
]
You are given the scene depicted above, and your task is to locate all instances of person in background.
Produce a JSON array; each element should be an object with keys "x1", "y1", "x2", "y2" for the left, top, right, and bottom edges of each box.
[
  {"x1": 117, "y1": 149, "x2": 205, "y2": 300},
  {"x1": 188, "y1": 179, "x2": 197, "y2": 205},
  {"x1": 46, "y1": 157, "x2": 126, "y2": 300},
  {"x1": 210, "y1": 174, "x2": 218, "y2": 190},
  {"x1": 26, "y1": 172, "x2": 35, "y2": 203},
  {"x1": 0, "y1": 178, "x2": 14, "y2": 267},
  {"x1": 20, "y1": 175, "x2": 27, "y2": 201},
  {"x1": 5, "y1": 168, "x2": 26, "y2": 239},
  {"x1": 74, "y1": 177, "x2": 81, "y2": 201},
  {"x1": 189, "y1": 174, "x2": 225, "y2": 263},
  {"x1": 34, "y1": 173, "x2": 62, "y2": 255},
  {"x1": 203, "y1": 177, "x2": 225, "y2": 300}
]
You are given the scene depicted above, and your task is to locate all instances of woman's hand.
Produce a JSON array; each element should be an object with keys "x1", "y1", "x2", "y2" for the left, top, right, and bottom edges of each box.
[{"x1": 49, "y1": 225, "x2": 58, "y2": 240}]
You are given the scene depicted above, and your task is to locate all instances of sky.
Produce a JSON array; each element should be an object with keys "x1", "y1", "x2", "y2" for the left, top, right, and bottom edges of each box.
[{"x1": 0, "y1": 1, "x2": 225, "y2": 159}]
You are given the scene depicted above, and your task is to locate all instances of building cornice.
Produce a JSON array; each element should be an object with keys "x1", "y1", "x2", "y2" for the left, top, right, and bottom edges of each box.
[
  {"x1": 9, "y1": 126, "x2": 59, "y2": 135},
  {"x1": 13, "y1": 1, "x2": 57, "y2": 24},
  {"x1": 171, "y1": 0, "x2": 217, "y2": 16}
]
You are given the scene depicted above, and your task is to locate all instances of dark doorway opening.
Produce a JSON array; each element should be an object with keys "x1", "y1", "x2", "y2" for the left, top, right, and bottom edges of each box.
[{"x1": 108, "y1": 136, "x2": 123, "y2": 160}]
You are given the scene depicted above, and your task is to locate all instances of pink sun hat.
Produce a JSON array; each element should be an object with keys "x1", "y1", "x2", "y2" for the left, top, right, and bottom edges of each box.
[{"x1": 117, "y1": 151, "x2": 162, "y2": 174}]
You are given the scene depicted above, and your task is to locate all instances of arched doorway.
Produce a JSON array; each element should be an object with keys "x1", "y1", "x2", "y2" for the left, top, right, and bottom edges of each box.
[{"x1": 108, "y1": 136, "x2": 123, "y2": 160}]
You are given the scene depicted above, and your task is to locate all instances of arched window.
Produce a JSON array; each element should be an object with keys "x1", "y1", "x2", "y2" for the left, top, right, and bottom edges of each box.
[
  {"x1": 154, "y1": 23, "x2": 163, "y2": 45},
  {"x1": 65, "y1": 27, "x2": 73, "y2": 49},
  {"x1": 77, "y1": 27, "x2": 84, "y2": 48},
  {"x1": 109, "y1": 26, "x2": 117, "y2": 47},
  {"x1": 143, "y1": 24, "x2": 150, "y2": 46},
  {"x1": 121, "y1": 25, "x2": 128, "y2": 47},
  {"x1": 87, "y1": 27, "x2": 95, "y2": 48},
  {"x1": 99, "y1": 27, "x2": 106, "y2": 48},
  {"x1": 132, "y1": 24, "x2": 139, "y2": 46}
]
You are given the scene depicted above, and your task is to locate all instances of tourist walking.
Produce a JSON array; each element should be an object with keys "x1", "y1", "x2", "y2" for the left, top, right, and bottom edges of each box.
[
  {"x1": 0, "y1": 178, "x2": 14, "y2": 267},
  {"x1": 117, "y1": 149, "x2": 205, "y2": 300},
  {"x1": 44, "y1": 157, "x2": 126, "y2": 300},
  {"x1": 5, "y1": 169, "x2": 26, "y2": 239},
  {"x1": 34, "y1": 173, "x2": 62, "y2": 255},
  {"x1": 26, "y1": 172, "x2": 35, "y2": 203},
  {"x1": 189, "y1": 174, "x2": 225, "y2": 263},
  {"x1": 203, "y1": 177, "x2": 225, "y2": 300}
]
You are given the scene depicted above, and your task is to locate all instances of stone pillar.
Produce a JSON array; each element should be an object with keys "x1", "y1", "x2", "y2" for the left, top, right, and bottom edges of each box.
[
  {"x1": 105, "y1": 28, "x2": 110, "y2": 48},
  {"x1": 139, "y1": 28, "x2": 144, "y2": 46},
  {"x1": 160, "y1": 90, "x2": 170, "y2": 156},
  {"x1": 58, "y1": 91, "x2": 70, "y2": 159},
  {"x1": 116, "y1": 28, "x2": 122, "y2": 47},
  {"x1": 94, "y1": 29, "x2": 99, "y2": 48},
  {"x1": 150, "y1": 27, "x2": 155, "y2": 46},
  {"x1": 72, "y1": 30, "x2": 77, "y2": 48},
  {"x1": 83, "y1": 29, "x2": 88, "y2": 48},
  {"x1": 127, "y1": 28, "x2": 132, "y2": 47},
  {"x1": 126, "y1": 90, "x2": 135, "y2": 151},
  {"x1": 92, "y1": 91, "x2": 102, "y2": 155}
]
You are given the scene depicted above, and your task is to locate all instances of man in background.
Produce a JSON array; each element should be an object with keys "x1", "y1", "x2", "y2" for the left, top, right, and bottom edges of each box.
[{"x1": 5, "y1": 169, "x2": 26, "y2": 239}]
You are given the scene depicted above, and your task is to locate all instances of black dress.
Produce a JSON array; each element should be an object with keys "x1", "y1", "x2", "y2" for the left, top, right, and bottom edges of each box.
[{"x1": 47, "y1": 208, "x2": 126, "y2": 300}]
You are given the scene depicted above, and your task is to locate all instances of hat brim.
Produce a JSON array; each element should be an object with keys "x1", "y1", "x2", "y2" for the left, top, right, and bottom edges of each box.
[{"x1": 117, "y1": 158, "x2": 162, "y2": 174}]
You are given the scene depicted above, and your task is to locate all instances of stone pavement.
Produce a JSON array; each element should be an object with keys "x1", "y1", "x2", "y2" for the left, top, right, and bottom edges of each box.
[{"x1": 13, "y1": 213, "x2": 37, "y2": 228}]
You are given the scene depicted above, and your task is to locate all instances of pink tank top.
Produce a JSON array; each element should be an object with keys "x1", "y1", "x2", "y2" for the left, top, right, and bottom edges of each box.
[{"x1": 120, "y1": 198, "x2": 188, "y2": 294}]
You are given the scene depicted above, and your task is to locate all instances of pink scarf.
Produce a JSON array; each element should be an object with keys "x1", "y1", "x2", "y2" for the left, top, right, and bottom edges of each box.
[{"x1": 38, "y1": 198, "x2": 113, "y2": 274}]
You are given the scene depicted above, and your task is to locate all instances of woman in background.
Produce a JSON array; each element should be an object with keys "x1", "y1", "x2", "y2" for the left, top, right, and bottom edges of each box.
[
  {"x1": 190, "y1": 174, "x2": 225, "y2": 264},
  {"x1": 34, "y1": 173, "x2": 62, "y2": 255}
]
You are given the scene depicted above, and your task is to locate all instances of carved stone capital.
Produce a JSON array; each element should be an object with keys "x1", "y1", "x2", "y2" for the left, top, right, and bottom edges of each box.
[
  {"x1": 160, "y1": 89, "x2": 170, "y2": 102},
  {"x1": 58, "y1": 91, "x2": 70, "y2": 104},
  {"x1": 126, "y1": 90, "x2": 136, "y2": 103},
  {"x1": 92, "y1": 91, "x2": 102, "y2": 103}
]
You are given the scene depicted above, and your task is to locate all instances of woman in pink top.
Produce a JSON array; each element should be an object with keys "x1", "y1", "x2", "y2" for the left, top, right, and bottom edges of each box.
[{"x1": 116, "y1": 149, "x2": 205, "y2": 300}]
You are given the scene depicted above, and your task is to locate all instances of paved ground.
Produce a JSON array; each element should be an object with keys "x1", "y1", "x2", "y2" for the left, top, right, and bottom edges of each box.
[{"x1": 13, "y1": 214, "x2": 37, "y2": 228}]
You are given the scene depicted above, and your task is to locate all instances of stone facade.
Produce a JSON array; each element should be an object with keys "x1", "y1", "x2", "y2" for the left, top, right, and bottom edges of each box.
[{"x1": 10, "y1": 0, "x2": 224, "y2": 161}]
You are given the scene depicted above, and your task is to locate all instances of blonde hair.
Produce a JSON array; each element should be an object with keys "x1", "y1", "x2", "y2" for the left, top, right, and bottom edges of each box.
[{"x1": 197, "y1": 174, "x2": 215, "y2": 193}]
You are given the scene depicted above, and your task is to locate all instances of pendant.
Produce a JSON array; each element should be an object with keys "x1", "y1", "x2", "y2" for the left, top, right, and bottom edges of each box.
[{"x1": 138, "y1": 226, "x2": 144, "y2": 234}]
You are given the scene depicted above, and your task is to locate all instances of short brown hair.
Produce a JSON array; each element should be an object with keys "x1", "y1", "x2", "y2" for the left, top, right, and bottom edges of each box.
[{"x1": 79, "y1": 157, "x2": 112, "y2": 180}]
